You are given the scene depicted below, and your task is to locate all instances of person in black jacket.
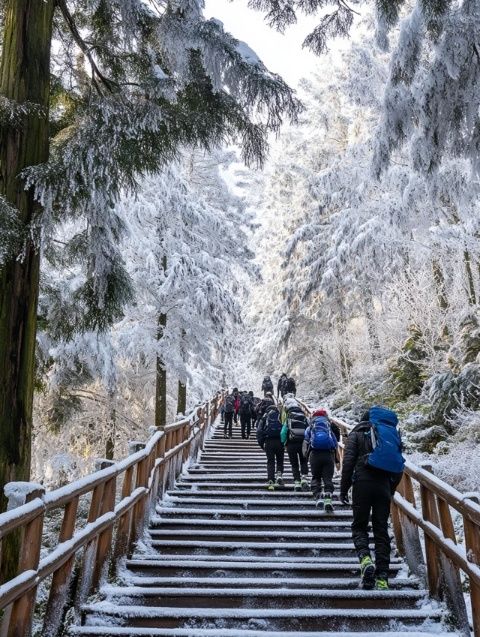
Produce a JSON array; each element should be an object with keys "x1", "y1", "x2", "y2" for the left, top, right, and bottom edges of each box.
[
  {"x1": 255, "y1": 393, "x2": 275, "y2": 426},
  {"x1": 284, "y1": 377, "x2": 296, "y2": 396},
  {"x1": 261, "y1": 376, "x2": 274, "y2": 395},
  {"x1": 277, "y1": 373, "x2": 288, "y2": 399},
  {"x1": 257, "y1": 404, "x2": 284, "y2": 490},
  {"x1": 340, "y1": 410, "x2": 401, "y2": 591}
]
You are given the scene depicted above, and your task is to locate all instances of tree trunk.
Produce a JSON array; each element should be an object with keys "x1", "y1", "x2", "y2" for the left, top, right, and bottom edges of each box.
[
  {"x1": 0, "y1": 0, "x2": 55, "y2": 583},
  {"x1": 155, "y1": 255, "x2": 168, "y2": 430},
  {"x1": 105, "y1": 406, "x2": 116, "y2": 460},
  {"x1": 362, "y1": 288, "x2": 381, "y2": 362},
  {"x1": 463, "y1": 250, "x2": 477, "y2": 306},
  {"x1": 155, "y1": 312, "x2": 167, "y2": 429},
  {"x1": 176, "y1": 381, "x2": 187, "y2": 415},
  {"x1": 432, "y1": 259, "x2": 449, "y2": 339},
  {"x1": 336, "y1": 302, "x2": 352, "y2": 383}
]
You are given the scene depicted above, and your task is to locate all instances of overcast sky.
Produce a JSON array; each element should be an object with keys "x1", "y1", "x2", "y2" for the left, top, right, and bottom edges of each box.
[{"x1": 203, "y1": 0, "x2": 320, "y2": 87}]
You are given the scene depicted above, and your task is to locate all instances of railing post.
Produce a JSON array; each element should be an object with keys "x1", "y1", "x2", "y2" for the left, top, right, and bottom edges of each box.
[
  {"x1": 419, "y1": 465, "x2": 442, "y2": 598},
  {"x1": 396, "y1": 474, "x2": 426, "y2": 580},
  {"x1": 42, "y1": 494, "x2": 80, "y2": 637},
  {"x1": 2, "y1": 483, "x2": 45, "y2": 637},
  {"x1": 75, "y1": 471, "x2": 106, "y2": 609},
  {"x1": 129, "y1": 443, "x2": 148, "y2": 552},
  {"x1": 435, "y1": 494, "x2": 470, "y2": 636},
  {"x1": 92, "y1": 460, "x2": 116, "y2": 590},
  {"x1": 156, "y1": 434, "x2": 167, "y2": 498},
  {"x1": 464, "y1": 493, "x2": 480, "y2": 637},
  {"x1": 113, "y1": 464, "x2": 134, "y2": 563}
]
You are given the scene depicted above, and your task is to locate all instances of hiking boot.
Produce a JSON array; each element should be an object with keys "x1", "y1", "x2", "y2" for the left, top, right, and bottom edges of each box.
[
  {"x1": 360, "y1": 555, "x2": 376, "y2": 590},
  {"x1": 301, "y1": 476, "x2": 309, "y2": 491},
  {"x1": 275, "y1": 472, "x2": 284, "y2": 487},
  {"x1": 324, "y1": 493, "x2": 334, "y2": 513},
  {"x1": 315, "y1": 497, "x2": 324, "y2": 510},
  {"x1": 223, "y1": 433, "x2": 228, "y2": 439},
  {"x1": 294, "y1": 480, "x2": 302, "y2": 492},
  {"x1": 375, "y1": 577, "x2": 389, "y2": 591},
  {"x1": 266, "y1": 481, "x2": 275, "y2": 491}
]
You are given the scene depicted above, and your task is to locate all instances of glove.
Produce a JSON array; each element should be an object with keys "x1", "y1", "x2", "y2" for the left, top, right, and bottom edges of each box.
[{"x1": 340, "y1": 493, "x2": 350, "y2": 506}]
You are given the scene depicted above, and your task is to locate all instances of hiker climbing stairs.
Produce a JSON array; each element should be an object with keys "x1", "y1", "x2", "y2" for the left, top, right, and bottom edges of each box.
[{"x1": 72, "y1": 420, "x2": 451, "y2": 636}]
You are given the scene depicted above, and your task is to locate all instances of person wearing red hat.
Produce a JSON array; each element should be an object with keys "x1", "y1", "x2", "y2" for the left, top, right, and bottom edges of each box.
[{"x1": 304, "y1": 409, "x2": 341, "y2": 511}]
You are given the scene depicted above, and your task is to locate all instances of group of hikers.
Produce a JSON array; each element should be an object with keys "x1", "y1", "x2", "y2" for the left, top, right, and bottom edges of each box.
[{"x1": 220, "y1": 375, "x2": 406, "y2": 593}]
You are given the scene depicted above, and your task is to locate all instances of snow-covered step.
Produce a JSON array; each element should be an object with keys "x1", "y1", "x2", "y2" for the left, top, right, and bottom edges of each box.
[
  {"x1": 160, "y1": 495, "x2": 341, "y2": 507},
  {"x1": 125, "y1": 558, "x2": 404, "y2": 579},
  {"x1": 101, "y1": 585, "x2": 427, "y2": 609},
  {"x1": 129, "y1": 554, "x2": 403, "y2": 565},
  {"x1": 80, "y1": 603, "x2": 445, "y2": 631},
  {"x1": 167, "y1": 489, "x2": 322, "y2": 498},
  {"x1": 155, "y1": 505, "x2": 353, "y2": 519},
  {"x1": 122, "y1": 575, "x2": 420, "y2": 590},
  {"x1": 150, "y1": 516, "x2": 353, "y2": 529},
  {"x1": 73, "y1": 630, "x2": 454, "y2": 637},
  {"x1": 146, "y1": 538, "x2": 361, "y2": 556},
  {"x1": 175, "y1": 481, "x2": 313, "y2": 490},
  {"x1": 148, "y1": 528, "x2": 360, "y2": 542}
]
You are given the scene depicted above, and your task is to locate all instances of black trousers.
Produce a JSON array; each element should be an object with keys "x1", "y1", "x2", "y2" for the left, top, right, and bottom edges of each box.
[
  {"x1": 240, "y1": 413, "x2": 251, "y2": 438},
  {"x1": 351, "y1": 480, "x2": 392, "y2": 577},
  {"x1": 264, "y1": 438, "x2": 284, "y2": 482},
  {"x1": 287, "y1": 440, "x2": 308, "y2": 481},
  {"x1": 224, "y1": 412, "x2": 233, "y2": 436},
  {"x1": 310, "y1": 450, "x2": 335, "y2": 497}
]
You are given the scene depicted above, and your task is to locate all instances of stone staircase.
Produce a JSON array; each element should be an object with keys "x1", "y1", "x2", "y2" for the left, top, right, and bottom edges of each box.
[{"x1": 72, "y1": 421, "x2": 451, "y2": 636}]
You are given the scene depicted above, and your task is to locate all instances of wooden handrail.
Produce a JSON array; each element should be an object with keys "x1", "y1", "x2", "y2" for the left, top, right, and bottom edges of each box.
[
  {"x1": 301, "y1": 404, "x2": 478, "y2": 637},
  {"x1": 0, "y1": 391, "x2": 224, "y2": 637}
]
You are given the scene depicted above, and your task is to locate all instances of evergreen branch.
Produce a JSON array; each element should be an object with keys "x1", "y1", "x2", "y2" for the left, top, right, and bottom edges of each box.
[{"x1": 57, "y1": 0, "x2": 117, "y2": 95}]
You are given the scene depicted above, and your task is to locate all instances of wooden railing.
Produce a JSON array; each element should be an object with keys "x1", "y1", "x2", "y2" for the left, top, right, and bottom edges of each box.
[
  {"x1": 0, "y1": 392, "x2": 223, "y2": 637},
  {"x1": 330, "y1": 414, "x2": 479, "y2": 637}
]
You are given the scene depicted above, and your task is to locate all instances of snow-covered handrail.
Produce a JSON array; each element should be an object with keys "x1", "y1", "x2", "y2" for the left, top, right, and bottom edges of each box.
[
  {"x1": 0, "y1": 391, "x2": 224, "y2": 637},
  {"x1": 310, "y1": 406, "x2": 478, "y2": 637}
]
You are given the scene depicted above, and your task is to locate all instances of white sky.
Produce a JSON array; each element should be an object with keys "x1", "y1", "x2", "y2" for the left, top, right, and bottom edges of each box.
[{"x1": 203, "y1": 0, "x2": 321, "y2": 86}]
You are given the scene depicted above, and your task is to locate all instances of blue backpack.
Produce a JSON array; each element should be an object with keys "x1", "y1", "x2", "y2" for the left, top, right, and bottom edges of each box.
[
  {"x1": 366, "y1": 406, "x2": 405, "y2": 474},
  {"x1": 265, "y1": 409, "x2": 282, "y2": 438},
  {"x1": 310, "y1": 416, "x2": 337, "y2": 450}
]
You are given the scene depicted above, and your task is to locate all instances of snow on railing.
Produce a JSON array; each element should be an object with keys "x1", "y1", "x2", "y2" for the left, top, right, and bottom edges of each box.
[
  {"x1": 299, "y1": 400, "x2": 479, "y2": 637},
  {"x1": 0, "y1": 392, "x2": 224, "y2": 637}
]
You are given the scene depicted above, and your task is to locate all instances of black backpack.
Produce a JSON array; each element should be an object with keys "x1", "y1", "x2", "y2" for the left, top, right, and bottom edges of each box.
[
  {"x1": 287, "y1": 408, "x2": 309, "y2": 442},
  {"x1": 239, "y1": 393, "x2": 252, "y2": 415},
  {"x1": 285, "y1": 377, "x2": 296, "y2": 393},
  {"x1": 264, "y1": 409, "x2": 282, "y2": 438},
  {"x1": 224, "y1": 394, "x2": 235, "y2": 414}
]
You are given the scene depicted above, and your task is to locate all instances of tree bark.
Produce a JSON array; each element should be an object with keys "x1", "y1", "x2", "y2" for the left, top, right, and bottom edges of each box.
[
  {"x1": 463, "y1": 250, "x2": 477, "y2": 306},
  {"x1": 0, "y1": 0, "x2": 55, "y2": 582},
  {"x1": 362, "y1": 288, "x2": 381, "y2": 362},
  {"x1": 155, "y1": 257, "x2": 168, "y2": 429},
  {"x1": 176, "y1": 381, "x2": 187, "y2": 415}
]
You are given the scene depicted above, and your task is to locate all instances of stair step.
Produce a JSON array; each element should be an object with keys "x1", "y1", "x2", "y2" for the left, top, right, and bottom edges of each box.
[
  {"x1": 122, "y1": 576, "x2": 419, "y2": 589},
  {"x1": 150, "y1": 517, "x2": 353, "y2": 530},
  {"x1": 126, "y1": 558, "x2": 403, "y2": 578},
  {"x1": 73, "y1": 630, "x2": 453, "y2": 637},
  {"x1": 80, "y1": 603, "x2": 444, "y2": 630},
  {"x1": 156, "y1": 506, "x2": 353, "y2": 520},
  {"x1": 101, "y1": 585, "x2": 426, "y2": 609},
  {"x1": 146, "y1": 539, "x2": 362, "y2": 556},
  {"x1": 148, "y1": 529, "x2": 361, "y2": 541}
]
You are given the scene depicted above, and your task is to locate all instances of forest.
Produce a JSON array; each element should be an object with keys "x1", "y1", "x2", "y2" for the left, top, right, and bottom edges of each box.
[{"x1": 0, "y1": 0, "x2": 479, "y2": 501}]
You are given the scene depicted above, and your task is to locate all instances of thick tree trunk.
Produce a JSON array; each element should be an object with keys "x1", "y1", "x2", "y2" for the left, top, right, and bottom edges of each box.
[
  {"x1": 0, "y1": 0, "x2": 54, "y2": 582},
  {"x1": 176, "y1": 381, "x2": 187, "y2": 415}
]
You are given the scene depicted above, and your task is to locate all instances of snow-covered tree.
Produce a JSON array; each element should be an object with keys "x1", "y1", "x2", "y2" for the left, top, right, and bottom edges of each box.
[{"x1": 35, "y1": 148, "x2": 253, "y2": 467}]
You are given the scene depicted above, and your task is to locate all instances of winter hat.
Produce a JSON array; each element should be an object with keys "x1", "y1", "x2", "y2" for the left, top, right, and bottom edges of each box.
[{"x1": 312, "y1": 408, "x2": 328, "y2": 417}]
